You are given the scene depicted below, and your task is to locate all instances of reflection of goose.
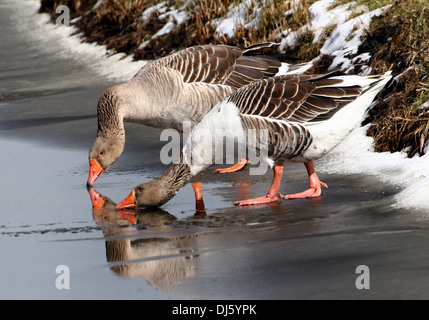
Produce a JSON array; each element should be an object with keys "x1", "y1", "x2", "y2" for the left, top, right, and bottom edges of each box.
[
  {"x1": 117, "y1": 71, "x2": 391, "y2": 209},
  {"x1": 88, "y1": 188, "x2": 198, "y2": 288},
  {"x1": 87, "y1": 43, "x2": 312, "y2": 207}
]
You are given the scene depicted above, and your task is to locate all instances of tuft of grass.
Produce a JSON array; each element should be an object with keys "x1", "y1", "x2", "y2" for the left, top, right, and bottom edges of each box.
[
  {"x1": 187, "y1": 0, "x2": 235, "y2": 43},
  {"x1": 362, "y1": 0, "x2": 429, "y2": 157}
]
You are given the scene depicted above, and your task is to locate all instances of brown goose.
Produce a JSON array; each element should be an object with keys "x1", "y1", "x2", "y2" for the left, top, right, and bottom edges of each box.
[
  {"x1": 88, "y1": 43, "x2": 312, "y2": 191},
  {"x1": 117, "y1": 71, "x2": 391, "y2": 209}
]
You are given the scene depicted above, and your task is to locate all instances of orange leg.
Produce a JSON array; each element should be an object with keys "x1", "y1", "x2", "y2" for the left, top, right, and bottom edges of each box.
[
  {"x1": 282, "y1": 161, "x2": 327, "y2": 200},
  {"x1": 213, "y1": 158, "x2": 250, "y2": 174},
  {"x1": 234, "y1": 164, "x2": 284, "y2": 206},
  {"x1": 192, "y1": 182, "x2": 206, "y2": 213}
]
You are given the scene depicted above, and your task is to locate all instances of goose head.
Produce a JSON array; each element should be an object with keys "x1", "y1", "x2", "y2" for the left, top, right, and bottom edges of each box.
[
  {"x1": 117, "y1": 180, "x2": 171, "y2": 209},
  {"x1": 87, "y1": 88, "x2": 126, "y2": 186},
  {"x1": 117, "y1": 160, "x2": 194, "y2": 209},
  {"x1": 87, "y1": 133, "x2": 125, "y2": 186}
]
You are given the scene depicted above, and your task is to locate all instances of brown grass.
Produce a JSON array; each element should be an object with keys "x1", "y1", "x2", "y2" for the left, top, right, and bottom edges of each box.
[
  {"x1": 39, "y1": 0, "x2": 316, "y2": 58},
  {"x1": 363, "y1": 1, "x2": 429, "y2": 157}
]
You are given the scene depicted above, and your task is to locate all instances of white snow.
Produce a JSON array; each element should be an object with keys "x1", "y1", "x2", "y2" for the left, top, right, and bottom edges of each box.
[
  {"x1": 279, "y1": 0, "x2": 391, "y2": 72},
  {"x1": 14, "y1": 0, "x2": 147, "y2": 82},
  {"x1": 279, "y1": 0, "x2": 353, "y2": 52},
  {"x1": 212, "y1": 0, "x2": 262, "y2": 38},
  {"x1": 320, "y1": 5, "x2": 392, "y2": 71},
  {"x1": 309, "y1": 1, "x2": 354, "y2": 44},
  {"x1": 318, "y1": 125, "x2": 429, "y2": 210},
  {"x1": 138, "y1": 1, "x2": 190, "y2": 49},
  {"x1": 140, "y1": 2, "x2": 169, "y2": 23},
  {"x1": 157, "y1": 7, "x2": 189, "y2": 36}
]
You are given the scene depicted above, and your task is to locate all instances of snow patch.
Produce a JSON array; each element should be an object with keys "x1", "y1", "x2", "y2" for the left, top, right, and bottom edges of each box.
[
  {"x1": 13, "y1": 0, "x2": 147, "y2": 82},
  {"x1": 279, "y1": 0, "x2": 392, "y2": 72},
  {"x1": 140, "y1": 2, "x2": 169, "y2": 23},
  {"x1": 212, "y1": 0, "x2": 262, "y2": 38},
  {"x1": 279, "y1": 0, "x2": 353, "y2": 52},
  {"x1": 320, "y1": 5, "x2": 392, "y2": 71},
  {"x1": 318, "y1": 126, "x2": 429, "y2": 210},
  {"x1": 139, "y1": 1, "x2": 190, "y2": 49}
]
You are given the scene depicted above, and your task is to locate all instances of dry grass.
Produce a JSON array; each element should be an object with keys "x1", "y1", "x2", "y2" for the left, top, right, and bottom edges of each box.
[
  {"x1": 362, "y1": 0, "x2": 429, "y2": 157},
  {"x1": 40, "y1": 0, "x2": 317, "y2": 56},
  {"x1": 186, "y1": 0, "x2": 235, "y2": 44}
]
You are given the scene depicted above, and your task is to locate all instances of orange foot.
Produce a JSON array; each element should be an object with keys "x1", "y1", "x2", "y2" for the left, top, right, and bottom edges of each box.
[
  {"x1": 283, "y1": 181, "x2": 328, "y2": 199},
  {"x1": 284, "y1": 161, "x2": 328, "y2": 200},
  {"x1": 214, "y1": 158, "x2": 250, "y2": 174},
  {"x1": 235, "y1": 164, "x2": 284, "y2": 206},
  {"x1": 234, "y1": 195, "x2": 279, "y2": 206},
  {"x1": 192, "y1": 182, "x2": 206, "y2": 213}
]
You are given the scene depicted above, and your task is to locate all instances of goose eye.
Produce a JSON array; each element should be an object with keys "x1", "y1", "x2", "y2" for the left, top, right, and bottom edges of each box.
[
  {"x1": 137, "y1": 187, "x2": 144, "y2": 193},
  {"x1": 99, "y1": 151, "x2": 104, "y2": 157}
]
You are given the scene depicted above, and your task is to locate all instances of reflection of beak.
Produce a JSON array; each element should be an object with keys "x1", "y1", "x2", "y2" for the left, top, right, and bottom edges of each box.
[
  {"x1": 88, "y1": 187, "x2": 106, "y2": 210},
  {"x1": 118, "y1": 210, "x2": 137, "y2": 224},
  {"x1": 117, "y1": 190, "x2": 137, "y2": 209},
  {"x1": 87, "y1": 159, "x2": 104, "y2": 186}
]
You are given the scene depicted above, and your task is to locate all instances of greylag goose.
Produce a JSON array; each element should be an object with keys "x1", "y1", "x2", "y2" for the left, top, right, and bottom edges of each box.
[
  {"x1": 117, "y1": 71, "x2": 391, "y2": 209},
  {"x1": 88, "y1": 43, "x2": 313, "y2": 189}
]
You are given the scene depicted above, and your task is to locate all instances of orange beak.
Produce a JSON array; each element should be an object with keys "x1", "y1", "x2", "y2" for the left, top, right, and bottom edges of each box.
[
  {"x1": 88, "y1": 187, "x2": 106, "y2": 210},
  {"x1": 117, "y1": 190, "x2": 137, "y2": 209},
  {"x1": 87, "y1": 159, "x2": 104, "y2": 186}
]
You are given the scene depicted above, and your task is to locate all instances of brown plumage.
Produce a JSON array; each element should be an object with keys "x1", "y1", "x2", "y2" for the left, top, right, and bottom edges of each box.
[{"x1": 227, "y1": 73, "x2": 362, "y2": 123}]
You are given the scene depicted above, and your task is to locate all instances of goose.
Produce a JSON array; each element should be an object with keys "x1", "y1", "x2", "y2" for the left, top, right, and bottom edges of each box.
[
  {"x1": 117, "y1": 71, "x2": 391, "y2": 209},
  {"x1": 87, "y1": 43, "x2": 313, "y2": 198}
]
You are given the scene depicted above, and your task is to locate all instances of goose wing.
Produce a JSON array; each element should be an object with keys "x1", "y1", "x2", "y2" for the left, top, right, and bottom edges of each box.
[
  {"x1": 239, "y1": 114, "x2": 313, "y2": 160},
  {"x1": 227, "y1": 73, "x2": 364, "y2": 160},
  {"x1": 229, "y1": 73, "x2": 363, "y2": 123},
  {"x1": 139, "y1": 44, "x2": 281, "y2": 88}
]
